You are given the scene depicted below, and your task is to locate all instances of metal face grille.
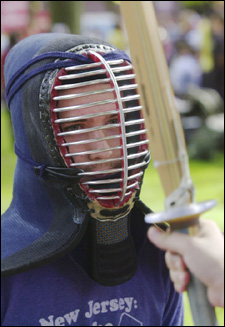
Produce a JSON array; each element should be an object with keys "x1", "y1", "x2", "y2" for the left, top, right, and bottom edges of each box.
[{"x1": 51, "y1": 49, "x2": 149, "y2": 207}]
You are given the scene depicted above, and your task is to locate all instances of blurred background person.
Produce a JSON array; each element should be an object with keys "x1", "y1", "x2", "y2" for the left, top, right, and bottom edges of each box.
[{"x1": 169, "y1": 39, "x2": 203, "y2": 97}]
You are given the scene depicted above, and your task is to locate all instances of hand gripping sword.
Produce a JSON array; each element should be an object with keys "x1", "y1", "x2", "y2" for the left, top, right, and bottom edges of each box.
[{"x1": 120, "y1": 1, "x2": 219, "y2": 326}]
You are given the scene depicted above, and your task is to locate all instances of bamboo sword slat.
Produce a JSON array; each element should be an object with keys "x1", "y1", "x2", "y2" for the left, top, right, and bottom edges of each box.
[{"x1": 120, "y1": 1, "x2": 191, "y2": 199}]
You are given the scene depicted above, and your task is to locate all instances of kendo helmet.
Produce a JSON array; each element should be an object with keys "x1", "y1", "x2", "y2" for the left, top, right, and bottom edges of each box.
[{"x1": 2, "y1": 33, "x2": 150, "y2": 286}]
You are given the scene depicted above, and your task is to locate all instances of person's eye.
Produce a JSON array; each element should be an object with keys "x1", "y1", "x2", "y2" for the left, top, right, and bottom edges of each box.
[
  {"x1": 108, "y1": 117, "x2": 119, "y2": 125},
  {"x1": 62, "y1": 124, "x2": 82, "y2": 132}
]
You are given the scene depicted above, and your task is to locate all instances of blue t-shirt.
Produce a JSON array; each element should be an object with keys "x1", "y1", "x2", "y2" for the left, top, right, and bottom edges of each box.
[{"x1": 1, "y1": 209, "x2": 183, "y2": 326}]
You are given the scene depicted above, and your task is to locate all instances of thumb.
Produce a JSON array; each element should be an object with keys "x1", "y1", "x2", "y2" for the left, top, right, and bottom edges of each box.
[{"x1": 147, "y1": 226, "x2": 189, "y2": 255}]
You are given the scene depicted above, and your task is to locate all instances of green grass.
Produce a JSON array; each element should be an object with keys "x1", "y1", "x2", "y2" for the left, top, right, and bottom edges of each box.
[
  {"x1": 1, "y1": 109, "x2": 17, "y2": 213},
  {"x1": 141, "y1": 155, "x2": 224, "y2": 230},
  {"x1": 1, "y1": 108, "x2": 224, "y2": 325}
]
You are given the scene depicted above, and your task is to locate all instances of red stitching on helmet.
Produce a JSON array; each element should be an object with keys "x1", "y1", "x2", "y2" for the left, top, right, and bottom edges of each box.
[{"x1": 50, "y1": 68, "x2": 73, "y2": 167}]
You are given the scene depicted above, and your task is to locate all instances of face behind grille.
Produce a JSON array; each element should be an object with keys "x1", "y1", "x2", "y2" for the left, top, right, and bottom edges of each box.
[{"x1": 51, "y1": 49, "x2": 149, "y2": 208}]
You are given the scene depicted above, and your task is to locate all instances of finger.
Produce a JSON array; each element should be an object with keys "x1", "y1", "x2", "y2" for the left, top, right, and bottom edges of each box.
[
  {"x1": 147, "y1": 226, "x2": 190, "y2": 254},
  {"x1": 165, "y1": 251, "x2": 186, "y2": 271},
  {"x1": 207, "y1": 286, "x2": 224, "y2": 308},
  {"x1": 169, "y1": 270, "x2": 190, "y2": 293},
  {"x1": 198, "y1": 219, "x2": 221, "y2": 238}
]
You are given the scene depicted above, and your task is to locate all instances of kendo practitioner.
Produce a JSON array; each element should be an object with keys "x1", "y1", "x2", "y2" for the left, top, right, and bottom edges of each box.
[{"x1": 1, "y1": 33, "x2": 183, "y2": 326}]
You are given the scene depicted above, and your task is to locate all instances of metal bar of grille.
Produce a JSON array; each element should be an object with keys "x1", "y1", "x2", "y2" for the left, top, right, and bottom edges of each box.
[
  {"x1": 65, "y1": 62, "x2": 102, "y2": 71},
  {"x1": 126, "y1": 181, "x2": 139, "y2": 189},
  {"x1": 64, "y1": 59, "x2": 124, "y2": 71},
  {"x1": 55, "y1": 106, "x2": 142, "y2": 124},
  {"x1": 54, "y1": 75, "x2": 136, "y2": 91},
  {"x1": 89, "y1": 187, "x2": 123, "y2": 194},
  {"x1": 127, "y1": 140, "x2": 149, "y2": 148},
  {"x1": 128, "y1": 171, "x2": 143, "y2": 180},
  {"x1": 122, "y1": 94, "x2": 140, "y2": 102},
  {"x1": 58, "y1": 65, "x2": 133, "y2": 81},
  {"x1": 82, "y1": 177, "x2": 123, "y2": 185},
  {"x1": 125, "y1": 118, "x2": 145, "y2": 126},
  {"x1": 126, "y1": 129, "x2": 148, "y2": 137},
  {"x1": 57, "y1": 123, "x2": 120, "y2": 137},
  {"x1": 111, "y1": 65, "x2": 133, "y2": 73},
  {"x1": 53, "y1": 98, "x2": 117, "y2": 113},
  {"x1": 63, "y1": 134, "x2": 147, "y2": 147},
  {"x1": 123, "y1": 106, "x2": 142, "y2": 113},
  {"x1": 96, "y1": 191, "x2": 132, "y2": 200},
  {"x1": 65, "y1": 145, "x2": 122, "y2": 157},
  {"x1": 127, "y1": 150, "x2": 149, "y2": 160},
  {"x1": 53, "y1": 95, "x2": 139, "y2": 113},
  {"x1": 108, "y1": 59, "x2": 125, "y2": 65},
  {"x1": 58, "y1": 68, "x2": 107, "y2": 80},
  {"x1": 87, "y1": 182, "x2": 138, "y2": 198},
  {"x1": 61, "y1": 134, "x2": 121, "y2": 147},
  {"x1": 53, "y1": 87, "x2": 115, "y2": 101},
  {"x1": 55, "y1": 109, "x2": 118, "y2": 124},
  {"x1": 119, "y1": 84, "x2": 138, "y2": 91},
  {"x1": 77, "y1": 155, "x2": 148, "y2": 176},
  {"x1": 116, "y1": 74, "x2": 136, "y2": 81},
  {"x1": 54, "y1": 78, "x2": 111, "y2": 90},
  {"x1": 70, "y1": 147, "x2": 148, "y2": 165},
  {"x1": 127, "y1": 161, "x2": 149, "y2": 171},
  {"x1": 97, "y1": 195, "x2": 120, "y2": 200},
  {"x1": 78, "y1": 167, "x2": 123, "y2": 176},
  {"x1": 81, "y1": 171, "x2": 143, "y2": 186},
  {"x1": 69, "y1": 149, "x2": 147, "y2": 167},
  {"x1": 70, "y1": 157, "x2": 122, "y2": 166}
]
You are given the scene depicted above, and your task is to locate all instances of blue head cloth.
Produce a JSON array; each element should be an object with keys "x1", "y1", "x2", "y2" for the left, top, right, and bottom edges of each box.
[{"x1": 2, "y1": 33, "x2": 131, "y2": 276}]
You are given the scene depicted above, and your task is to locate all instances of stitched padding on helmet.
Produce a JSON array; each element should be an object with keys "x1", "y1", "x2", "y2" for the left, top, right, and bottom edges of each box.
[{"x1": 50, "y1": 51, "x2": 150, "y2": 209}]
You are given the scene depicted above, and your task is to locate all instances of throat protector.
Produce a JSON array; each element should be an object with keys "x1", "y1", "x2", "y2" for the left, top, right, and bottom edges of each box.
[{"x1": 2, "y1": 34, "x2": 150, "y2": 286}]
